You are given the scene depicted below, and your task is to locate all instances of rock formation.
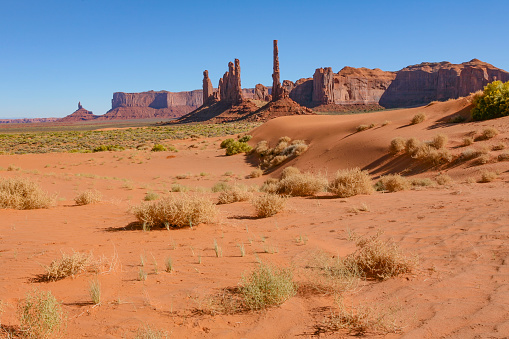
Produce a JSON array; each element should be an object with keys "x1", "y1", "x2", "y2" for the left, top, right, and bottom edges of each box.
[
  {"x1": 312, "y1": 67, "x2": 335, "y2": 105},
  {"x1": 254, "y1": 84, "x2": 271, "y2": 101},
  {"x1": 271, "y1": 40, "x2": 285, "y2": 101},
  {"x1": 202, "y1": 70, "x2": 213, "y2": 104},
  {"x1": 282, "y1": 80, "x2": 294, "y2": 95},
  {"x1": 58, "y1": 103, "x2": 99, "y2": 122},
  {"x1": 218, "y1": 59, "x2": 243, "y2": 104},
  {"x1": 379, "y1": 59, "x2": 509, "y2": 108}
]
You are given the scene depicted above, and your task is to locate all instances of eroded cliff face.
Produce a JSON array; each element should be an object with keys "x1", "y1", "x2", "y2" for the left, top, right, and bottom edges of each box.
[
  {"x1": 312, "y1": 67, "x2": 335, "y2": 104},
  {"x1": 112, "y1": 90, "x2": 202, "y2": 109},
  {"x1": 379, "y1": 59, "x2": 509, "y2": 108}
]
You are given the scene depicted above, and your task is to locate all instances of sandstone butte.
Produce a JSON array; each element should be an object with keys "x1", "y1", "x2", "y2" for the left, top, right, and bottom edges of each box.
[{"x1": 56, "y1": 54, "x2": 509, "y2": 123}]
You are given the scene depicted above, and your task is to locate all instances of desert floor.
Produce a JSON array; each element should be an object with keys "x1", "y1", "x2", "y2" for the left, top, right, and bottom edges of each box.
[{"x1": 1, "y1": 98, "x2": 508, "y2": 338}]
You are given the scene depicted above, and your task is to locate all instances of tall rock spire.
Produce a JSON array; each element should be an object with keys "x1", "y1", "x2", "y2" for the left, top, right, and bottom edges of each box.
[
  {"x1": 271, "y1": 40, "x2": 283, "y2": 101},
  {"x1": 202, "y1": 70, "x2": 213, "y2": 104}
]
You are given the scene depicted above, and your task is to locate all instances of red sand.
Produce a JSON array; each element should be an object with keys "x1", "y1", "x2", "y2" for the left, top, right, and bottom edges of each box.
[{"x1": 1, "y1": 98, "x2": 508, "y2": 338}]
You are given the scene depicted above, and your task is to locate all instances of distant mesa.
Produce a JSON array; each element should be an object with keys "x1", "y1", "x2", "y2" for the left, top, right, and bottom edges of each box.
[{"x1": 58, "y1": 102, "x2": 99, "y2": 122}]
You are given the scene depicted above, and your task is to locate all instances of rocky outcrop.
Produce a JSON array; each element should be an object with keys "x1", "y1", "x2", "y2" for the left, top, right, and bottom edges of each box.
[
  {"x1": 219, "y1": 59, "x2": 243, "y2": 104},
  {"x1": 111, "y1": 90, "x2": 202, "y2": 109},
  {"x1": 58, "y1": 103, "x2": 99, "y2": 122},
  {"x1": 0, "y1": 118, "x2": 58, "y2": 124},
  {"x1": 289, "y1": 78, "x2": 313, "y2": 105},
  {"x1": 379, "y1": 59, "x2": 509, "y2": 108},
  {"x1": 271, "y1": 40, "x2": 285, "y2": 101},
  {"x1": 254, "y1": 84, "x2": 271, "y2": 101},
  {"x1": 282, "y1": 80, "x2": 294, "y2": 96},
  {"x1": 313, "y1": 67, "x2": 335, "y2": 104},
  {"x1": 202, "y1": 70, "x2": 213, "y2": 104}
]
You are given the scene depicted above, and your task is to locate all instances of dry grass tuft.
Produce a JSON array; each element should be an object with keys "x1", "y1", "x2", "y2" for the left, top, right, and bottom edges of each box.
[
  {"x1": 389, "y1": 137, "x2": 406, "y2": 154},
  {"x1": 498, "y1": 153, "x2": 509, "y2": 161},
  {"x1": 259, "y1": 178, "x2": 280, "y2": 194},
  {"x1": 249, "y1": 168, "x2": 263, "y2": 178},
  {"x1": 132, "y1": 194, "x2": 218, "y2": 229},
  {"x1": 462, "y1": 137, "x2": 474, "y2": 146},
  {"x1": 411, "y1": 113, "x2": 427, "y2": 125},
  {"x1": 329, "y1": 168, "x2": 374, "y2": 198},
  {"x1": 18, "y1": 289, "x2": 65, "y2": 339},
  {"x1": 413, "y1": 144, "x2": 452, "y2": 165},
  {"x1": 252, "y1": 193, "x2": 286, "y2": 218},
  {"x1": 217, "y1": 185, "x2": 252, "y2": 204},
  {"x1": 461, "y1": 148, "x2": 482, "y2": 160},
  {"x1": 477, "y1": 127, "x2": 499, "y2": 140},
  {"x1": 276, "y1": 172, "x2": 328, "y2": 196},
  {"x1": 430, "y1": 134, "x2": 448, "y2": 149},
  {"x1": 474, "y1": 154, "x2": 492, "y2": 165},
  {"x1": 375, "y1": 174, "x2": 410, "y2": 192},
  {"x1": 410, "y1": 178, "x2": 434, "y2": 187},
  {"x1": 479, "y1": 171, "x2": 498, "y2": 183},
  {"x1": 435, "y1": 174, "x2": 453, "y2": 185},
  {"x1": 280, "y1": 166, "x2": 301, "y2": 180},
  {"x1": 405, "y1": 137, "x2": 421, "y2": 155},
  {"x1": 253, "y1": 137, "x2": 309, "y2": 169},
  {"x1": 44, "y1": 252, "x2": 92, "y2": 281},
  {"x1": 0, "y1": 177, "x2": 54, "y2": 210},
  {"x1": 74, "y1": 190, "x2": 102, "y2": 206},
  {"x1": 356, "y1": 124, "x2": 375, "y2": 132}
]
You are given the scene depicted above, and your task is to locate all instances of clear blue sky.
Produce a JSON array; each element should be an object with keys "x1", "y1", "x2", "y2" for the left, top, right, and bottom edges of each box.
[{"x1": 1, "y1": 0, "x2": 508, "y2": 118}]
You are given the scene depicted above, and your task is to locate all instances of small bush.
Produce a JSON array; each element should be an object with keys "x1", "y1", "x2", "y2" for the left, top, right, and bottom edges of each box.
[
  {"x1": 462, "y1": 137, "x2": 474, "y2": 146},
  {"x1": 44, "y1": 252, "x2": 91, "y2": 281},
  {"x1": 411, "y1": 113, "x2": 427, "y2": 125},
  {"x1": 405, "y1": 137, "x2": 421, "y2": 155},
  {"x1": 280, "y1": 166, "x2": 301, "y2": 180},
  {"x1": 276, "y1": 172, "x2": 328, "y2": 196},
  {"x1": 356, "y1": 124, "x2": 375, "y2": 132},
  {"x1": 461, "y1": 148, "x2": 482, "y2": 160},
  {"x1": 171, "y1": 183, "x2": 189, "y2": 192},
  {"x1": 225, "y1": 141, "x2": 252, "y2": 156},
  {"x1": 240, "y1": 263, "x2": 296, "y2": 310},
  {"x1": 477, "y1": 127, "x2": 499, "y2": 140},
  {"x1": 389, "y1": 137, "x2": 406, "y2": 154},
  {"x1": 249, "y1": 168, "x2": 263, "y2": 178},
  {"x1": 479, "y1": 171, "x2": 498, "y2": 183},
  {"x1": 435, "y1": 174, "x2": 453, "y2": 185},
  {"x1": 254, "y1": 137, "x2": 309, "y2": 169},
  {"x1": 74, "y1": 190, "x2": 102, "y2": 206},
  {"x1": 414, "y1": 144, "x2": 452, "y2": 165},
  {"x1": 259, "y1": 178, "x2": 279, "y2": 194},
  {"x1": 329, "y1": 168, "x2": 374, "y2": 198},
  {"x1": 430, "y1": 134, "x2": 448, "y2": 149},
  {"x1": 238, "y1": 135, "x2": 252, "y2": 143},
  {"x1": 475, "y1": 154, "x2": 491, "y2": 165},
  {"x1": 132, "y1": 194, "x2": 218, "y2": 229},
  {"x1": 93, "y1": 145, "x2": 125, "y2": 152},
  {"x1": 252, "y1": 193, "x2": 286, "y2": 218},
  {"x1": 410, "y1": 178, "x2": 434, "y2": 187},
  {"x1": 18, "y1": 289, "x2": 64, "y2": 339},
  {"x1": 0, "y1": 177, "x2": 54, "y2": 210},
  {"x1": 471, "y1": 80, "x2": 509, "y2": 121},
  {"x1": 144, "y1": 192, "x2": 159, "y2": 201},
  {"x1": 151, "y1": 144, "x2": 167, "y2": 152},
  {"x1": 375, "y1": 174, "x2": 410, "y2": 192},
  {"x1": 217, "y1": 185, "x2": 252, "y2": 204},
  {"x1": 220, "y1": 138, "x2": 235, "y2": 149},
  {"x1": 211, "y1": 182, "x2": 230, "y2": 192}
]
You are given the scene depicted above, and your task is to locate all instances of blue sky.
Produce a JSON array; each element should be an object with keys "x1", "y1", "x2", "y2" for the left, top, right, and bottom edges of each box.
[{"x1": 1, "y1": 0, "x2": 508, "y2": 118}]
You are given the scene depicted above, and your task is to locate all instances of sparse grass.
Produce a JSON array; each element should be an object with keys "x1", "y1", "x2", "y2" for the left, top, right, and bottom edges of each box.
[
  {"x1": 240, "y1": 263, "x2": 296, "y2": 311},
  {"x1": 276, "y1": 171, "x2": 328, "y2": 196},
  {"x1": 213, "y1": 239, "x2": 223, "y2": 258},
  {"x1": 138, "y1": 268, "x2": 147, "y2": 281},
  {"x1": 462, "y1": 137, "x2": 474, "y2": 146},
  {"x1": 435, "y1": 174, "x2": 453, "y2": 185},
  {"x1": 259, "y1": 178, "x2": 279, "y2": 194},
  {"x1": 430, "y1": 134, "x2": 448, "y2": 149},
  {"x1": 89, "y1": 278, "x2": 101, "y2": 305},
  {"x1": 461, "y1": 148, "x2": 482, "y2": 160},
  {"x1": 211, "y1": 182, "x2": 230, "y2": 192},
  {"x1": 74, "y1": 189, "x2": 102, "y2": 206},
  {"x1": 217, "y1": 185, "x2": 252, "y2": 204},
  {"x1": 477, "y1": 127, "x2": 499, "y2": 140},
  {"x1": 0, "y1": 177, "x2": 54, "y2": 210},
  {"x1": 165, "y1": 256, "x2": 173, "y2": 273},
  {"x1": 144, "y1": 192, "x2": 159, "y2": 201},
  {"x1": 410, "y1": 178, "x2": 434, "y2": 187},
  {"x1": 132, "y1": 194, "x2": 218, "y2": 229},
  {"x1": 18, "y1": 289, "x2": 65, "y2": 339},
  {"x1": 413, "y1": 144, "x2": 452, "y2": 165},
  {"x1": 356, "y1": 124, "x2": 375, "y2": 132},
  {"x1": 389, "y1": 137, "x2": 406, "y2": 154},
  {"x1": 329, "y1": 168, "x2": 374, "y2": 198},
  {"x1": 44, "y1": 252, "x2": 91, "y2": 281},
  {"x1": 375, "y1": 175, "x2": 411, "y2": 192},
  {"x1": 252, "y1": 193, "x2": 286, "y2": 218},
  {"x1": 475, "y1": 154, "x2": 491, "y2": 165},
  {"x1": 249, "y1": 168, "x2": 263, "y2": 178},
  {"x1": 280, "y1": 166, "x2": 301, "y2": 179},
  {"x1": 479, "y1": 171, "x2": 498, "y2": 183},
  {"x1": 134, "y1": 325, "x2": 168, "y2": 339},
  {"x1": 151, "y1": 144, "x2": 167, "y2": 152},
  {"x1": 170, "y1": 183, "x2": 189, "y2": 192},
  {"x1": 410, "y1": 113, "x2": 427, "y2": 125}
]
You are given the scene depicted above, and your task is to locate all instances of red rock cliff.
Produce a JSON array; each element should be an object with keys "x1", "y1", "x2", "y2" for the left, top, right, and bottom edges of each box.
[{"x1": 312, "y1": 67, "x2": 335, "y2": 104}]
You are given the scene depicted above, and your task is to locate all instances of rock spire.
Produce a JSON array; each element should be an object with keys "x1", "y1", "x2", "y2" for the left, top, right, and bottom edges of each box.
[{"x1": 202, "y1": 70, "x2": 213, "y2": 104}]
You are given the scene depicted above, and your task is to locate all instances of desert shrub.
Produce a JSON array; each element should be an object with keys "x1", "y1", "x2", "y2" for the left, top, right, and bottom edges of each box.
[
  {"x1": 410, "y1": 178, "x2": 434, "y2": 187},
  {"x1": 240, "y1": 263, "x2": 296, "y2": 310},
  {"x1": 405, "y1": 137, "x2": 421, "y2": 155},
  {"x1": 463, "y1": 137, "x2": 474, "y2": 146},
  {"x1": 414, "y1": 144, "x2": 452, "y2": 165},
  {"x1": 93, "y1": 144, "x2": 124, "y2": 152},
  {"x1": 220, "y1": 138, "x2": 235, "y2": 149},
  {"x1": 411, "y1": 113, "x2": 427, "y2": 125},
  {"x1": 18, "y1": 289, "x2": 64, "y2": 339},
  {"x1": 74, "y1": 190, "x2": 102, "y2": 206},
  {"x1": 389, "y1": 137, "x2": 406, "y2": 154},
  {"x1": 435, "y1": 174, "x2": 452, "y2": 185},
  {"x1": 270, "y1": 155, "x2": 288, "y2": 167},
  {"x1": 253, "y1": 140, "x2": 269, "y2": 155},
  {"x1": 475, "y1": 154, "x2": 491, "y2": 165},
  {"x1": 492, "y1": 143, "x2": 506, "y2": 151},
  {"x1": 211, "y1": 182, "x2": 230, "y2": 192},
  {"x1": 217, "y1": 185, "x2": 252, "y2": 204},
  {"x1": 238, "y1": 135, "x2": 252, "y2": 143},
  {"x1": 477, "y1": 127, "x2": 500, "y2": 140},
  {"x1": 344, "y1": 232, "x2": 414, "y2": 280},
  {"x1": 171, "y1": 183, "x2": 189, "y2": 192},
  {"x1": 254, "y1": 137, "x2": 309, "y2": 169},
  {"x1": 498, "y1": 153, "x2": 509, "y2": 161},
  {"x1": 375, "y1": 174, "x2": 410, "y2": 192},
  {"x1": 249, "y1": 168, "x2": 263, "y2": 178},
  {"x1": 0, "y1": 177, "x2": 54, "y2": 210},
  {"x1": 276, "y1": 172, "x2": 328, "y2": 196},
  {"x1": 430, "y1": 134, "x2": 448, "y2": 149},
  {"x1": 280, "y1": 166, "x2": 301, "y2": 180},
  {"x1": 471, "y1": 80, "x2": 509, "y2": 121},
  {"x1": 479, "y1": 171, "x2": 498, "y2": 183},
  {"x1": 225, "y1": 141, "x2": 252, "y2": 156},
  {"x1": 329, "y1": 168, "x2": 374, "y2": 198},
  {"x1": 252, "y1": 193, "x2": 286, "y2": 218},
  {"x1": 89, "y1": 279, "x2": 101, "y2": 305},
  {"x1": 144, "y1": 192, "x2": 159, "y2": 201},
  {"x1": 151, "y1": 144, "x2": 167, "y2": 152},
  {"x1": 461, "y1": 148, "x2": 482, "y2": 160},
  {"x1": 356, "y1": 124, "x2": 375, "y2": 132},
  {"x1": 132, "y1": 194, "x2": 218, "y2": 229},
  {"x1": 259, "y1": 178, "x2": 279, "y2": 194},
  {"x1": 44, "y1": 251, "x2": 91, "y2": 281}
]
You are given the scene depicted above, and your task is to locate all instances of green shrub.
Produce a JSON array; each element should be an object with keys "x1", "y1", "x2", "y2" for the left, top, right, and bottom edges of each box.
[
  {"x1": 18, "y1": 289, "x2": 65, "y2": 339},
  {"x1": 220, "y1": 138, "x2": 235, "y2": 149},
  {"x1": 225, "y1": 141, "x2": 252, "y2": 156},
  {"x1": 93, "y1": 145, "x2": 125, "y2": 152},
  {"x1": 151, "y1": 144, "x2": 167, "y2": 152},
  {"x1": 238, "y1": 135, "x2": 252, "y2": 143},
  {"x1": 240, "y1": 263, "x2": 296, "y2": 310},
  {"x1": 471, "y1": 80, "x2": 509, "y2": 120}
]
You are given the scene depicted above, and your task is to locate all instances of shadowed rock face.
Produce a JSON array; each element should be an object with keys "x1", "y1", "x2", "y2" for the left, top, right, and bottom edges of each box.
[
  {"x1": 379, "y1": 59, "x2": 509, "y2": 108},
  {"x1": 254, "y1": 84, "x2": 271, "y2": 101},
  {"x1": 313, "y1": 67, "x2": 335, "y2": 105},
  {"x1": 112, "y1": 90, "x2": 202, "y2": 109},
  {"x1": 219, "y1": 59, "x2": 243, "y2": 104}
]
